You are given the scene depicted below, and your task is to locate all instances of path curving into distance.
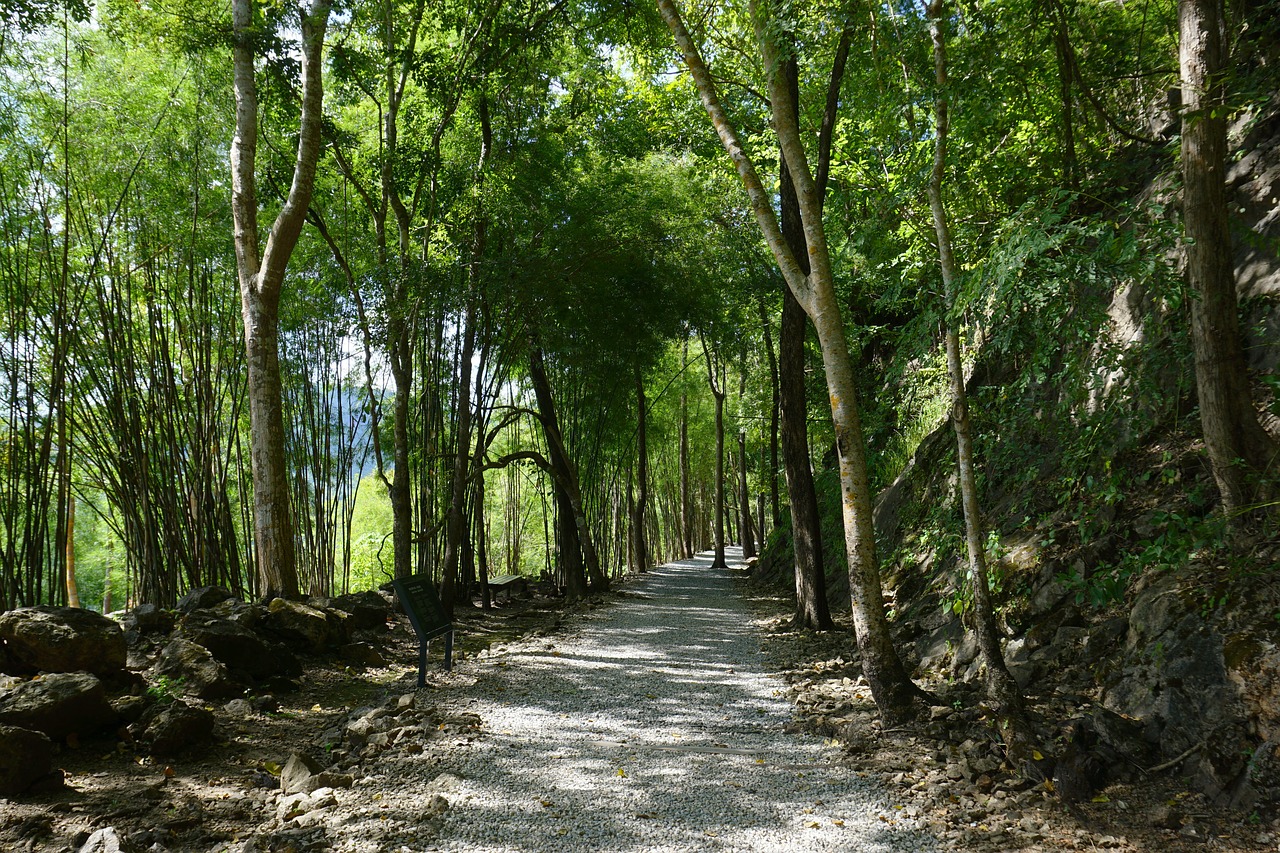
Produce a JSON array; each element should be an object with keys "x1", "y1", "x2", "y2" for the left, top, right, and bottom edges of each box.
[{"x1": 340, "y1": 550, "x2": 938, "y2": 852}]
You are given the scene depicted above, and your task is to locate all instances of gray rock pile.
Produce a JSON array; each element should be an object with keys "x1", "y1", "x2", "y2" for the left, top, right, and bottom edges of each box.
[{"x1": 0, "y1": 587, "x2": 397, "y2": 797}]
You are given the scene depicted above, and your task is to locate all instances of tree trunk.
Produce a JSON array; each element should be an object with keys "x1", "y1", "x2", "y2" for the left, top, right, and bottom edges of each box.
[
  {"x1": 703, "y1": 341, "x2": 728, "y2": 569},
  {"x1": 926, "y1": 0, "x2": 1031, "y2": 752},
  {"x1": 1180, "y1": 0, "x2": 1276, "y2": 514},
  {"x1": 440, "y1": 298, "x2": 477, "y2": 609},
  {"x1": 737, "y1": 429, "x2": 756, "y2": 558},
  {"x1": 779, "y1": 55, "x2": 833, "y2": 632},
  {"x1": 65, "y1": 490, "x2": 78, "y2": 608},
  {"x1": 529, "y1": 342, "x2": 606, "y2": 594},
  {"x1": 102, "y1": 547, "x2": 113, "y2": 613},
  {"x1": 658, "y1": 0, "x2": 924, "y2": 722},
  {"x1": 758, "y1": 300, "x2": 783, "y2": 529},
  {"x1": 632, "y1": 366, "x2": 650, "y2": 572},
  {"x1": 231, "y1": 0, "x2": 332, "y2": 599},
  {"x1": 679, "y1": 390, "x2": 693, "y2": 558}
]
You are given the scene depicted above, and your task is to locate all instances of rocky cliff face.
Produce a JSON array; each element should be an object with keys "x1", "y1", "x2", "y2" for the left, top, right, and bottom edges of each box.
[{"x1": 752, "y1": 95, "x2": 1280, "y2": 814}]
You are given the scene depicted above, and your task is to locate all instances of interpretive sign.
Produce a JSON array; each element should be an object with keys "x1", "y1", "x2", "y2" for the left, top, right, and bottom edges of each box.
[{"x1": 391, "y1": 575, "x2": 454, "y2": 685}]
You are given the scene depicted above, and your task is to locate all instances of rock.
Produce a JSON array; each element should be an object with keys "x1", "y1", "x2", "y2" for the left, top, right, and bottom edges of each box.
[
  {"x1": 210, "y1": 597, "x2": 264, "y2": 628},
  {"x1": 313, "y1": 771, "x2": 354, "y2": 789},
  {"x1": 264, "y1": 600, "x2": 349, "y2": 651},
  {"x1": 177, "y1": 616, "x2": 301, "y2": 680},
  {"x1": 1103, "y1": 575, "x2": 1253, "y2": 806},
  {"x1": 224, "y1": 698, "x2": 255, "y2": 716},
  {"x1": 949, "y1": 633, "x2": 979, "y2": 675},
  {"x1": 340, "y1": 642, "x2": 386, "y2": 667},
  {"x1": 110, "y1": 694, "x2": 152, "y2": 725},
  {"x1": 424, "y1": 793, "x2": 449, "y2": 816},
  {"x1": 240, "y1": 826, "x2": 330, "y2": 852},
  {"x1": 1150, "y1": 803, "x2": 1183, "y2": 830},
  {"x1": 77, "y1": 826, "x2": 142, "y2": 853},
  {"x1": 280, "y1": 752, "x2": 323, "y2": 795},
  {"x1": 0, "y1": 606, "x2": 127, "y2": 676},
  {"x1": 176, "y1": 586, "x2": 233, "y2": 613},
  {"x1": 331, "y1": 591, "x2": 391, "y2": 631},
  {"x1": 0, "y1": 724, "x2": 55, "y2": 795},
  {"x1": 0, "y1": 638, "x2": 18, "y2": 675},
  {"x1": 0, "y1": 672, "x2": 116, "y2": 738},
  {"x1": 155, "y1": 637, "x2": 239, "y2": 699},
  {"x1": 132, "y1": 700, "x2": 215, "y2": 757},
  {"x1": 249, "y1": 694, "x2": 279, "y2": 714},
  {"x1": 119, "y1": 604, "x2": 175, "y2": 642}
]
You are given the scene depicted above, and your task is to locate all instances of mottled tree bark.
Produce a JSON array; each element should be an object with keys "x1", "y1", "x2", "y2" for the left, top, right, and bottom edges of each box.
[
  {"x1": 680, "y1": 390, "x2": 693, "y2": 558},
  {"x1": 926, "y1": 0, "x2": 1032, "y2": 753},
  {"x1": 757, "y1": 300, "x2": 783, "y2": 530},
  {"x1": 633, "y1": 366, "x2": 650, "y2": 572},
  {"x1": 703, "y1": 340, "x2": 728, "y2": 569},
  {"x1": 231, "y1": 0, "x2": 332, "y2": 599},
  {"x1": 1180, "y1": 0, "x2": 1276, "y2": 514},
  {"x1": 737, "y1": 429, "x2": 756, "y2": 558},
  {"x1": 528, "y1": 343, "x2": 607, "y2": 594}
]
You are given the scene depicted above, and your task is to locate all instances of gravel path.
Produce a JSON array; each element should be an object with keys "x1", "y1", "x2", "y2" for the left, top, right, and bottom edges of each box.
[{"x1": 341, "y1": 551, "x2": 938, "y2": 852}]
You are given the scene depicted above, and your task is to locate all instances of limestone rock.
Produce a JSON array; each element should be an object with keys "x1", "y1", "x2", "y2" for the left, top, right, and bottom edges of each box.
[
  {"x1": 119, "y1": 603, "x2": 175, "y2": 643},
  {"x1": 177, "y1": 615, "x2": 301, "y2": 680},
  {"x1": 265, "y1": 599, "x2": 349, "y2": 651},
  {"x1": 155, "y1": 637, "x2": 238, "y2": 699},
  {"x1": 110, "y1": 694, "x2": 151, "y2": 725},
  {"x1": 340, "y1": 642, "x2": 386, "y2": 668},
  {"x1": 210, "y1": 597, "x2": 264, "y2": 629},
  {"x1": 176, "y1": 586, "x2": 233, "y2": 613},
  {"x1": 0, "y1": 638, "x2": 18, "y2": 675},
  {"x1": 132, "y1": 700, "x2": 215, "y2": 757},
  {"x1": 331, "y1": 591, "x2": 391, "y2": 631},
  {"x1": 0, "y1": 724, "x2": 54, "y2": 795},
  {"x1": 280, "y1": 751, "x2": 324, "y2": 795},
  {"x1": 0, "y1": 672, "x2": 116, "y2": 738},
  {"x1": 77, "y1": 826, "x2": 142, "y2": 853},
  {"x1": 0, "y1": 606, "x2": 127, "y2": 676}
]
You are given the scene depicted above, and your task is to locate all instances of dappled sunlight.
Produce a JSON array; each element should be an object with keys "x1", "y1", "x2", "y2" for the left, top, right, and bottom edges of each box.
[{"x1": 392, "y1": 550, "x2": 938, "y2": 852}]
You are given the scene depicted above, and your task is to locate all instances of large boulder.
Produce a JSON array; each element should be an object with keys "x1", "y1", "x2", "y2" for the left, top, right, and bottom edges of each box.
[
  {"x1": 210, "y1": 597, "x2": 264, "y2": 629},
  {"x1": 131, "y1": 700, "x2": 215, "y2": 757},
  {"x1": 176, "y1": 586, "x2": 233, "y2": 614},
  {"x1": 1103, "y1": 575, "x2": 1255, "y2": 808},
  {"x1": 0, "y1": 606, "x2": 126, "y2": 676},
  {"x1": 330, "y1": 591, "x2": 392, "y2": 632},
  {"x1": 265, "y1": 600, "x2": 350, "y2": 652},
  {"x1": 0, "y1": 638, "x2": 17, "y2": 675},
  {"x1": 118, "y1": 603, "x2": 175, "y2": 642},
  {"x1": 176, "y1": 616, "x2": 301, "y2": 680},
  {"x1": 0, "y1": 672, "x2": 116, "y2": 738},
  {"x1": 0, "y1": 724, "x2": 56, "y2": 796},
  {"x1": 155, "y1": 638, "x2": 239, "y2": 700}
]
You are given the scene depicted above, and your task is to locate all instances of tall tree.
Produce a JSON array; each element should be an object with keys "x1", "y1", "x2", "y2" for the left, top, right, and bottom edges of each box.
[
  {"x1": 925, "y1": 0, "x2": 1031, "y2": 752},
  {"x1": 230, "y1": 0, "x2": 333, "y2": 599},
  {"x1": 632, "y1": 365, "x2": 651, "y2": 572},
  {"x1": 777, "y1": 45, "x2": 838, "y2": 632},
  {"x1": 658, "y1": 0, "x2": 925, "y2": 722},
  {"x1": 702, "y1": 338, "x2": 729, "y2": 569},
  {"x1": 1179, "y1": 0, "x2": 1276, "y2": 514}
]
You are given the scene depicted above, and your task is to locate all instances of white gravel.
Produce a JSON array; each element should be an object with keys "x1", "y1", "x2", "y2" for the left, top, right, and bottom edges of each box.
[{"x1": 335, "y1": 551, "x2": 938, "y2": 852}]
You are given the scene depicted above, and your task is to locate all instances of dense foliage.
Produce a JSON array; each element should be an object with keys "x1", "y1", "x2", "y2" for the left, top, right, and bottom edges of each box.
[{"x1": 0, "y1": 0, "x2": 1275, "y2": 643}]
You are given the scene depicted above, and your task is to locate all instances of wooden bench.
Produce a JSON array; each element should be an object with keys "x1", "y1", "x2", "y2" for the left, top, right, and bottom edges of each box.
[{"x1": 487, "y1": 574, "x2": 528, "y2": 603}]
